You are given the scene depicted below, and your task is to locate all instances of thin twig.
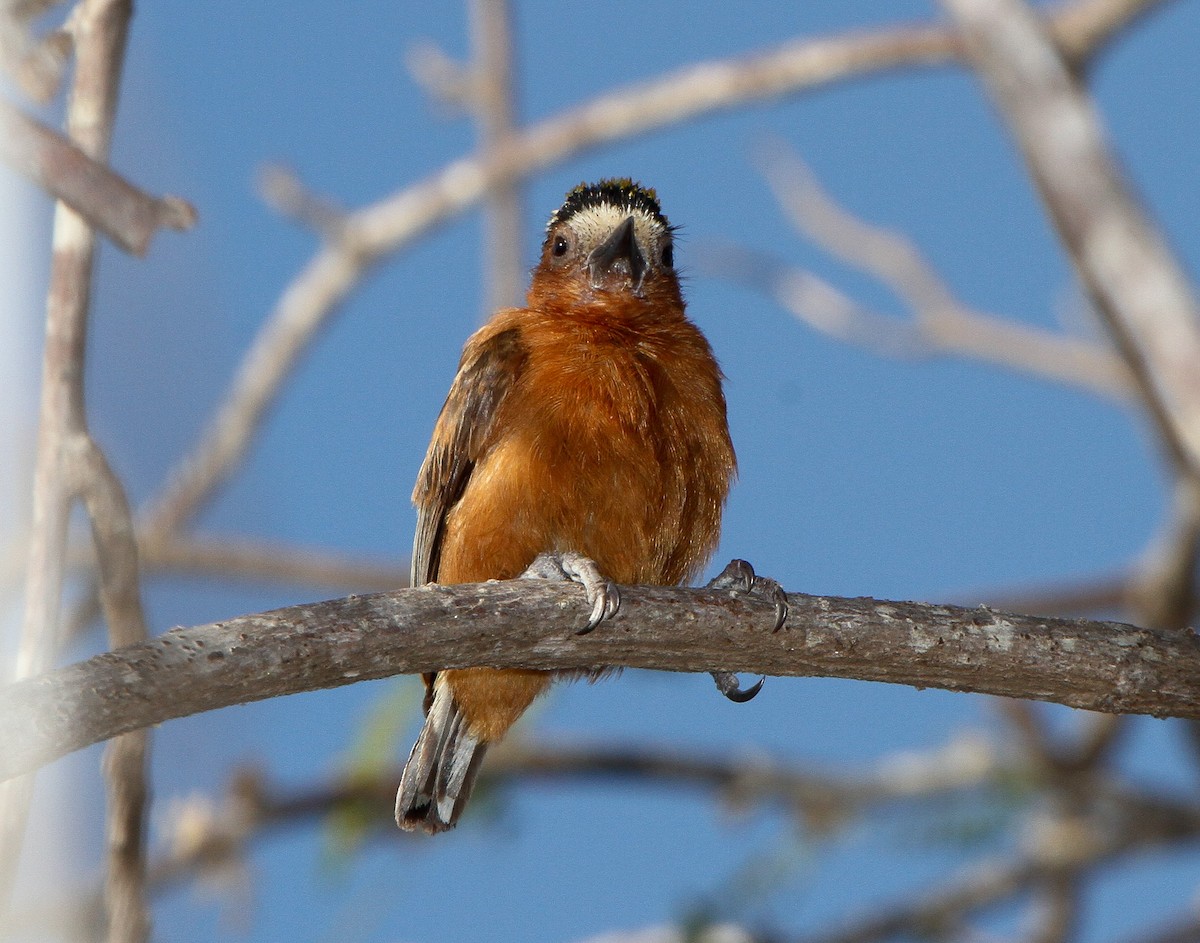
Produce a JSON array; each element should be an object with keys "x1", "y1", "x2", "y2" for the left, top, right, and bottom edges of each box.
[
  {"x1": 744, "y1": 142, "x2": 1132, "y2": 399},
  {"x1": 61, "y1": 8, "x2": 152, "y2": 939},
  {"x1": 67, "y1": 533, "x2": 406, "y2": 636},
  {"x1": 696, "y1": 244, "x2": 932, "y2": 359},
  {"x1": 75, "y1": 438, "x2": 151, "y2": 943},
  {"x1": 19, "y1": 529, "x2": 409, "y2": 642},
  {"x1": 468, "y1": 0, "x2": 524, "y2": 312},
  {"x1": 258, "y1": 164, "x2": 346, "y2": 240},
  {"x1": 406, "y1": 40, "x2": 474, "y2": 109},
  {"x1": 139, "y1": 533, "x2": 408, "y2": 591},
  {"x1": 1028, "y1": 867, "x2": 1083, "y2": 943},
  {"x1": 805, "y1": 856, "x2": 1043, "y2": 943},
  {"x1": 1, "y1": 3, "x2": 99, "y2": 918}
]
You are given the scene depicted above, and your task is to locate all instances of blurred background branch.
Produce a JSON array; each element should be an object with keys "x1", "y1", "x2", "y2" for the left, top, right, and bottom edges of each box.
[{"x1": 1, "y1": 0, "x2": 159, "y2": 939}]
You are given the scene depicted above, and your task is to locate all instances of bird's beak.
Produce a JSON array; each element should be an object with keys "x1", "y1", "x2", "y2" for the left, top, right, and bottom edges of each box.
[{"x1": 587, "y1": 215, "x2": 648, "y2": 294}]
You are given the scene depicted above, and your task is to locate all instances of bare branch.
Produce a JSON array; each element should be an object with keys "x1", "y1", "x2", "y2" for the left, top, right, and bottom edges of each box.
[
  {"x1": 468, "y1": 0, "x2": 524, "y2": 312},
  {"x1": 74, "y1": 439, "x2": 146, "y2": 649},
  {"x1": 54, "y1": 6, "x2": 151, "y2": 938},
  {"x1": 1051, "y1": 0, "x2": 1172, "y2": 63},
  {"x1": 969, "y1": 570, "x2": 1131, "y2": 617},
  {"x1": 258, "y1": 164, "x2": 347, "y2": 240},
  {"x1": 0, "y1": 15, "x2": 69, "y2": 102},
  {"x1": 2, "y1": 580, "x2": 1198, "y2": 783},
  {"x1": 795, "y1": 785, "x2": 1200, "y2": 943},
  {"x1": 139, "y1": 533, "x2": 408, "y2": 592},
  {"x1": 42, "y1": 530, "x2": 408, "y2": 645},
  {"x1": 152, "y1": 735, "x2": 1001, "y2": 874},
  {"x1": 2, "y1": 0, "x2": 106, "y2": 918},
  {"x1": 99, "y1": 733, "x2": 148, "y2": 943},
  {"x1": 405, "y1": 41, "x2": 473, "y2": 110},
  {"x1": 568, "y1": 926, "x2": 756, "y2": 943},
  {"x1": 944, "y1": 0, "x2": 1200, "y2": 477},
  {"x1": 487, "y1": 735, "x2": 1004, "y2": 828},
  {"x1": 796, "y1": 857, "x2": 1058, "y2": 943},
  {"x1": 74, "y1": 438, "x2": 151, "y2": 943},
  {"x1": 1129, "y1": 476, "x2": 1200, "y2": 632},
  {"x1": 746, "y1": 142, "x2": 1132, "y2": 399},
  {"x1": 697, "y1": 244, "x2": 932, "y2": 359},
  {"x1": 0, "y1": 98, "x2": 195, "y2": 254}
]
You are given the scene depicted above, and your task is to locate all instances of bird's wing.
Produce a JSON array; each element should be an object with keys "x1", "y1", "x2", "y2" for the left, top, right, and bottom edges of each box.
[{"x1": 411, "y1": 326, "x2": 527, "y2": 587}]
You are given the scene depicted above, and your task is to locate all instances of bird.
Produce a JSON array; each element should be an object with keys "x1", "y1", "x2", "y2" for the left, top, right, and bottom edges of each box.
[{"x1": 395, "y1": 179, "x2": 777, "y2": 834}]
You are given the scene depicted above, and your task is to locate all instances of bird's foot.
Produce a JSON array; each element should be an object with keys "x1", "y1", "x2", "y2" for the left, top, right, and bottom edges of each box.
[
  {"x1": 521, "y1": 551, "x2": 620, "y2": 635},
  {"x1": 707, "y1": 558, "x2": 789, "y2": 631},
  {"x1": 705, "y1": 559, "x2": 790, "y2": 703},
  {"x1": 710, "y1": 671, "x2": 765, "y2": 703}
]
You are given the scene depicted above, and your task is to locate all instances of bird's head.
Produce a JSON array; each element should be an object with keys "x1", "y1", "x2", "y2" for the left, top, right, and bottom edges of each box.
[{"x1": 529, "y1": 179, "x2": 681, "y2": 315}]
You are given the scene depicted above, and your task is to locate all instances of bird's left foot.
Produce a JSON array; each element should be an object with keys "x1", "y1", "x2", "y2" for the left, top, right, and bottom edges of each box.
[
  {"x1": 521, "y1": 551, "x2": 620, "y2": 635},
  {"x1": 706, "y1": 559, "x2": 790, "y2": 703}
]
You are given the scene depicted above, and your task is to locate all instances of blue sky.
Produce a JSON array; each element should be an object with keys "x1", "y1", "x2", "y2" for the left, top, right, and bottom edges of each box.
[{"x1": 5, "y1": 2, "x2": 1200, "y2": 941}]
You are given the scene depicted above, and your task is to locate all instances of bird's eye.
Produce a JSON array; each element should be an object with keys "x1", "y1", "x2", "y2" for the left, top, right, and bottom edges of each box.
[
  {"x1": 661, "y1": 242, "x2": 674, "y2": 268},
  {"x1": 552, "y1": 235, "x2": 569, "y2": 257}
]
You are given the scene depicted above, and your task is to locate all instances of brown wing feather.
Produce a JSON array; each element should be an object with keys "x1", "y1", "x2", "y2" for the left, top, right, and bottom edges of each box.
[{"x1": 412, "y1": 325, "x2": 527, "y2": 587}]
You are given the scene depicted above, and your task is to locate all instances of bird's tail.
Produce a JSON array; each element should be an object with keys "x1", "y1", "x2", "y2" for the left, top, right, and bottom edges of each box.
[{"x1": 395, "y1": 677, "x2": 488, "y2": 833}]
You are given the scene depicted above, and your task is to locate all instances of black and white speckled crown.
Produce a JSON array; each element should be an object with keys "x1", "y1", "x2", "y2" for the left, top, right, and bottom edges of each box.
[{"x1": 546, "y1": 179, "x2": 671, "y2": 236}]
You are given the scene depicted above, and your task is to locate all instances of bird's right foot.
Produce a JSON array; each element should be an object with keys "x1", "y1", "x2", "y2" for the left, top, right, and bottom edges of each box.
[{"x1": 520, "y1": 551, "x2": 620, "y2": 635}]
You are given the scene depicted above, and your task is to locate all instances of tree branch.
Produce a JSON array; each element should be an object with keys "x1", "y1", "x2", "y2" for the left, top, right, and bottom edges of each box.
[
  {"x1": 797, "y1": 783, "x2": 1200, "y2": 943},
  {"x1": 2, "y1": 580, "x2": 1197, "y2": 783},
  {"x1": 75, "y1": 436, "x2": 150, "y2": 943},
  {"x1": 734, "y1": 141, "x2": 1133, "y2": 399},
  {"x1": 0, "y1": 98, "x2": 196, "y2": 254},
  {"x1": 137, "y1": 533, "x2": 407, "y2": 591},
  {"x1": 467, "y1": 0, "x2": 523, "y2": 313},
  {"x1": 0, "y1": 12, "x2": 69, "y2": 102}
]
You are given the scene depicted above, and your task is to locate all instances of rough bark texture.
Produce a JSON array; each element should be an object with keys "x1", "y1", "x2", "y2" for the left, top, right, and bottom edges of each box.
[{"x1": 2, "y1": 580, "x2": 1197, "y2": 782}]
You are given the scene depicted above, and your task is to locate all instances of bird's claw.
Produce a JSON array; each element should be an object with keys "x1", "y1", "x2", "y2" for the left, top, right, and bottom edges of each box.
[
  {"x1": 707, "y1": 558, "x2": 788, "y2": 632},
  {"x1": 710, "y1": 670, "x2": 765, "y2": 703},
  {"x1": 521, "y1": 551, "x2": 620, "y2": 634},
  {"x1": 705, "y1": 559, "x2": 788, "y2": 703}
]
